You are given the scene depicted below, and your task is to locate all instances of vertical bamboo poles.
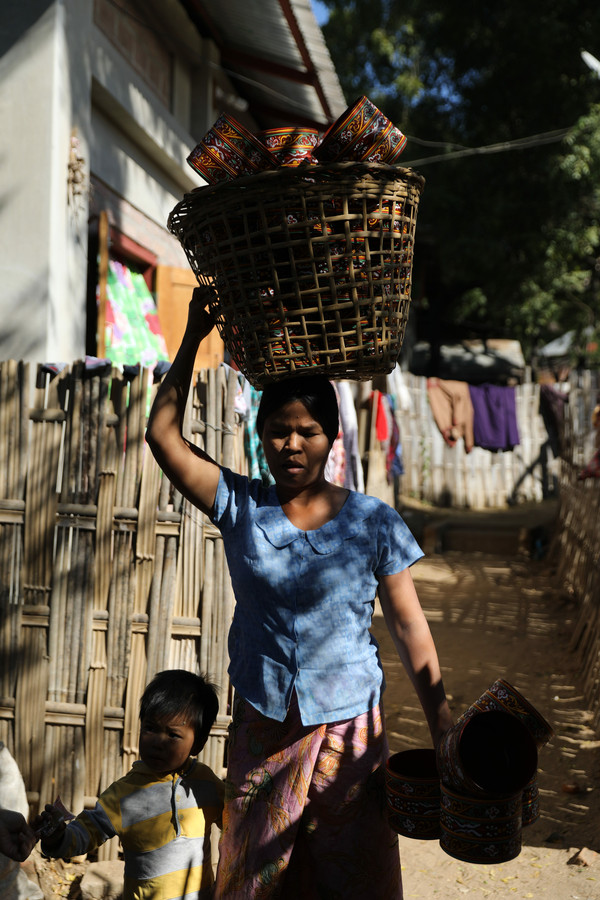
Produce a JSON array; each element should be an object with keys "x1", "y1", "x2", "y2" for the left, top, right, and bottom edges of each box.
[
  {"x1": 107, "y1": 368, "x2": 145, "y2": 790},
  {"x1": 0, "y1": 361, "x2": 28, "y2": 729},
  {"x1": 122, "y1": 369, "x2": 157, "y2": 770},
  {"x1": 107, "y1": 368, "x2": 143, "y2": 781},
  {"x1": 47, "y1": 363, "x2": 93, "y2": 812},
  {"x1": 19, "y1": 365, "x2": 65, "y2": 800},
  {"x1": 85, "y1": 369, "x2": 117, "y2": 802}
]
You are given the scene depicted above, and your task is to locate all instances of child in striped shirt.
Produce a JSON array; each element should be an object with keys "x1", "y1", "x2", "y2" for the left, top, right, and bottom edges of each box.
[{"x1": 35, "y1": 669, "x2": 224, "y2": 900}]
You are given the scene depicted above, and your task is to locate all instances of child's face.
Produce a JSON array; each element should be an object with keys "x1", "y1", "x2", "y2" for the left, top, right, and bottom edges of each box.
[{"x1": 139, "y1": 713, "x2": 198, "y2": 776}]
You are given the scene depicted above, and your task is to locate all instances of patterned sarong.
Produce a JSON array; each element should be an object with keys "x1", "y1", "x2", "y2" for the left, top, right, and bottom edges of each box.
[{"x1": 214, "y1": 693, "x2": 403, "y2": 899}]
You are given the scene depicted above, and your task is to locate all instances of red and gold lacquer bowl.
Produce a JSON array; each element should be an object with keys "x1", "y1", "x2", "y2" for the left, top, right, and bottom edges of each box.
[
  {"x1": 187, "y1": 113, "x2": 278, "y2": 184},
  {"x1": 256, "y1": 127, "x2": 319, "y2": 167}
]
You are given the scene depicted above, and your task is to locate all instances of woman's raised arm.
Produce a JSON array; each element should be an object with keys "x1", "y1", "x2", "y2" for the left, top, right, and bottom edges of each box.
[{"x1": 146, "y1": 286, "x2": 222, "y2": 517}]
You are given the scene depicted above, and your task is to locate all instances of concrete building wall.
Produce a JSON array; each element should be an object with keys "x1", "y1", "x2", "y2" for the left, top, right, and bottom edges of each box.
[
  {"x1": 0, "y1": 3, "x2": 71, "y2": 364},
  {"x1": 0, "y1": 0, "x2": 214, "y2": 367}
]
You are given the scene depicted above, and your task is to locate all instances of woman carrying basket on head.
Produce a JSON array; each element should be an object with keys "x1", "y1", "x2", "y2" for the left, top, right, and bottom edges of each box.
[{"x1": 146, "y1": 286, "x2": 454, "y2": 900}]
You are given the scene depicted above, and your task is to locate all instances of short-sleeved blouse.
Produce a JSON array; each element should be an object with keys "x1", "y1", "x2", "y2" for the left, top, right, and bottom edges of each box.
[{"x1": 211, "y1": 467, "x2": 423, "y2": 725}]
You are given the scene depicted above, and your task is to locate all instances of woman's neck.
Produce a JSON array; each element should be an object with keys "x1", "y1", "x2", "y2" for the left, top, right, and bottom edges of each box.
[{"x1": 277, "y1": 480, "x2": 349, "y2": 531}]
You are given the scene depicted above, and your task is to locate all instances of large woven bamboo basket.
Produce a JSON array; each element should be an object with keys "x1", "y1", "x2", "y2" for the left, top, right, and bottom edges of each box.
[{"x1": 168, "y1": 161, "x2": 425, "y2": 387}]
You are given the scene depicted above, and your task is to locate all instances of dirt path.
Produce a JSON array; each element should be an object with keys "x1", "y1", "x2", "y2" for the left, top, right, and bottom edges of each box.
[{"x1": 372, "y1": 523, "x2": 600, "y2": 900}]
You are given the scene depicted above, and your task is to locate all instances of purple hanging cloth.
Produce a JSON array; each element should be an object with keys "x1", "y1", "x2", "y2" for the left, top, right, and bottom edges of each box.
[{"x1": 468, "y1": 384, "x2": 520, "y2": 451}]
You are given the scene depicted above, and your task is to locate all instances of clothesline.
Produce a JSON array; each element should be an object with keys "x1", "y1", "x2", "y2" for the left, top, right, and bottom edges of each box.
[{"x1": 426, "y1": 377, "x2": 521, "y2": 454}]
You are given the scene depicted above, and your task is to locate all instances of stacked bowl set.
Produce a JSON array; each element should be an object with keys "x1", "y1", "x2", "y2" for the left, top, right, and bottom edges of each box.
[
  {"x1": 385, "y1": 679, "x2": 554, "y2": 863},
  {"x1": 170, "y1": 99, "x2": 554, "y2": 864}
]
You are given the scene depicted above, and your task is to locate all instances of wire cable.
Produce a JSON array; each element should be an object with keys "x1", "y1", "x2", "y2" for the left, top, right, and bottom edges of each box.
[{"x1": 403, "y1": 127, "x2": 572, "y2": 166}]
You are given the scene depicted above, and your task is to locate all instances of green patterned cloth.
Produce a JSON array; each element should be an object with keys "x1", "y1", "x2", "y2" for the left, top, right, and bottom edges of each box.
[{"x1": 104, "y1": 260, "x2": 169, "y2": 369}]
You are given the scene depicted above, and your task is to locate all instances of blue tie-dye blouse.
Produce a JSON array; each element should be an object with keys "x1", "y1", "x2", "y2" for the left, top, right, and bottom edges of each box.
[{"x1": 211, "y1": 467, "x2": 423, "y2": 726}]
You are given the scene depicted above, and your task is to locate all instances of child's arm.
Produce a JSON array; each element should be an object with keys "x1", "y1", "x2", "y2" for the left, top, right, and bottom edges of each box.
[{"x1": 34, "y1": 798, "x2": 117, "y2": 860}]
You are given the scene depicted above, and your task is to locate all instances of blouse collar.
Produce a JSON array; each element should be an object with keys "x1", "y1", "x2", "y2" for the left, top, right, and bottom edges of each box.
[{"x1": 254, "y1": 488, "x2": 372, "y2": 554}]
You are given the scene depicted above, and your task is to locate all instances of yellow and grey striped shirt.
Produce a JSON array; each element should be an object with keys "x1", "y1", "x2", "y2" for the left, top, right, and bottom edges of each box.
[{"x1": 43, "y1": 759, "x2": 224, "y2": 900}]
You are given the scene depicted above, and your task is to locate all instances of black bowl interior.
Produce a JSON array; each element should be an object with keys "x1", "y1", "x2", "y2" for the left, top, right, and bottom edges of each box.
[
  {"x1": 387, "y1": 748, "x2": 438, "y2": 780},
  {"x1": 459, "y1": 710, "x2": 538, "y2": 794}
]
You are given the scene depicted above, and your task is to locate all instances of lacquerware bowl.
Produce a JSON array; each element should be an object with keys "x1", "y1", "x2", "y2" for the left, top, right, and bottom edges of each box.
[
  {"x1": 437, "y1": 709, "x2": 538, "y2": 797},
  {"x1": 385, "y1": 748, "x2": 441, "y2": 840},
  {"x1": 521, "y1": 774, "x2": 540, "y2": 827},
  {"x1": 440, "y1": 782, "x2": 523, "y2": 864},
  {"x1": 313, "y1": 95, "x2": 407, "y2": 164},
  {"x1": 458, "y1": 679, "x2": 554, "y2": 750},
  {"x1": 256, "y1": 127, "x2": 319, "y2": 167},
  {"x1": 187, "y1": 113, "x2": 278, "y2": 184}
]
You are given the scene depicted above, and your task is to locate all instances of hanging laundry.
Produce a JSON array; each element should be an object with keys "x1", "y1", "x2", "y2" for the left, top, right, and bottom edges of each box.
[
  {"x1": 154, "y1": 359, "x2": 171, "y2": 381},
  {"x1": 244, "y1": 384, "x2": 273, "y2": 485},
  {"x1": 593, "y1": 401, "x2": 600, "y2": 451},
  {"x1": 539, "y1": 383, "x2": 568, "y2": 456},
  {"x1": 386, "y1": 396, "x2": 405, "y2": 481},
  {"x1": 375, "y1": 390, "x2": 390, "y2": 442},
  {"x1": 426, "y1": 378, "x2": 474, "y2": 452},
  {"x1": 103, "y1": 260, "x2": 169, "y2": 369},
  {"x1": 337, "y1": 381, "x2": 364, "y2": 493},
  {"x1": 385, "y1": 367, "x2": 408, "y2": 481},
  {"x1": 468, "y1": 383, "x2": 520, "y2": 451},
  {"x1": 386, "y1": 364, "x2": 412, "y2": 413},
  {"x1": 40, "y1": 362, "x2": 68, "y2": 375},
  {"x1": 325, "y1": 382, "x2": 346, "y2": 487},
  {"x1": 219, "y1": 362, "x2": 249, "y2": 420}
]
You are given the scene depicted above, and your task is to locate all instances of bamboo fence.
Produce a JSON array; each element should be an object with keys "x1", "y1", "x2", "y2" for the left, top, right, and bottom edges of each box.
[
  {"x1": 553, "y1": 369, "x2": 600, "y2": 728},
  {"x1": 556, "y1": 465, "x2": 600, "y2": 727},
  {"x1": 0, "y1": 360, "x2": 244, "y2": 860}
]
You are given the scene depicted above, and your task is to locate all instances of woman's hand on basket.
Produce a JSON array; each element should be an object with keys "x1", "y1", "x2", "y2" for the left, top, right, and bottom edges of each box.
[{"x1": 186, "y1": 285, "x2": 217, "y2": 342}]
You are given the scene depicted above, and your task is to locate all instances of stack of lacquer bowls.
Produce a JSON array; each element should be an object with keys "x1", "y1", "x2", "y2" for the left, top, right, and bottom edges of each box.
[{"x1": 385, "y1": 679, "x2": 554, "y2": 865}]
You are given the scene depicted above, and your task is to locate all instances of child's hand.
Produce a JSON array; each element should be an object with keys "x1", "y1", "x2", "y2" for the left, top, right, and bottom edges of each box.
[
  {"x1": 32, "y1": 805, "x2": 66, "y2": 847},
  {"x1": 32, "y1": 796, "x2": 74, "y2": 848}
]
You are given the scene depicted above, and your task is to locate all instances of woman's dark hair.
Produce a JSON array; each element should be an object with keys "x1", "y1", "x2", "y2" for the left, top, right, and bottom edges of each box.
[
  {"x1": 256, "y1": 375, "x2": 339, "y2": 445},
  {"x1": 140, "y1": 669, "x2": 219, "y2": 752}
]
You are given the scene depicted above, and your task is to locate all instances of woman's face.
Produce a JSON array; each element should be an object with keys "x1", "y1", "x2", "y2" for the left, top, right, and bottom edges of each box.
[{"x1": 261, "y1": 399, "x2": 331, "y2": 491}]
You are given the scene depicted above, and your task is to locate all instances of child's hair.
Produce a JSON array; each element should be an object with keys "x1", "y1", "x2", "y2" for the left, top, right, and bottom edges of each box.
[
  {"x1": 140, "y1": 669, "x2": 218, "y2": 752},
  {"x1": 256, "y1": 375, "x2": 339, "y2": 445}
]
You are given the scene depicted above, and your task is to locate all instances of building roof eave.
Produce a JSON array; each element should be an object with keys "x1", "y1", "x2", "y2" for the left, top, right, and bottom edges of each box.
[{"x1": 178, "y1": 0, "x2": 347, "y2": 130}]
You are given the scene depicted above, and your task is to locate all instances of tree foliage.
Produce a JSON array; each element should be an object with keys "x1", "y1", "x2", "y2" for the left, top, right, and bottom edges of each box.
[{"x1": 320, "y1": 0, "x2": 600, "y2": 360}]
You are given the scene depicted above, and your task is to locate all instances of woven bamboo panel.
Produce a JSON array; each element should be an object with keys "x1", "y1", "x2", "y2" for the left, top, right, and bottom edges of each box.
[
  {"x1": 0, "y1": 360, "x2": 243, "y2": 862},
  {"x1": 558, "y1": 464, "x2": 600, "y2": 728},
  {"x1": 169, "y1": 161, "x2": 425, "y2": 387}
]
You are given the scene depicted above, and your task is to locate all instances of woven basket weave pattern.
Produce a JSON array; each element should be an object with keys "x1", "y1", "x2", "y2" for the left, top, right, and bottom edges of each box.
[{"x1": 168, "y1": 162, "x2": 424, "y2": 387}]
